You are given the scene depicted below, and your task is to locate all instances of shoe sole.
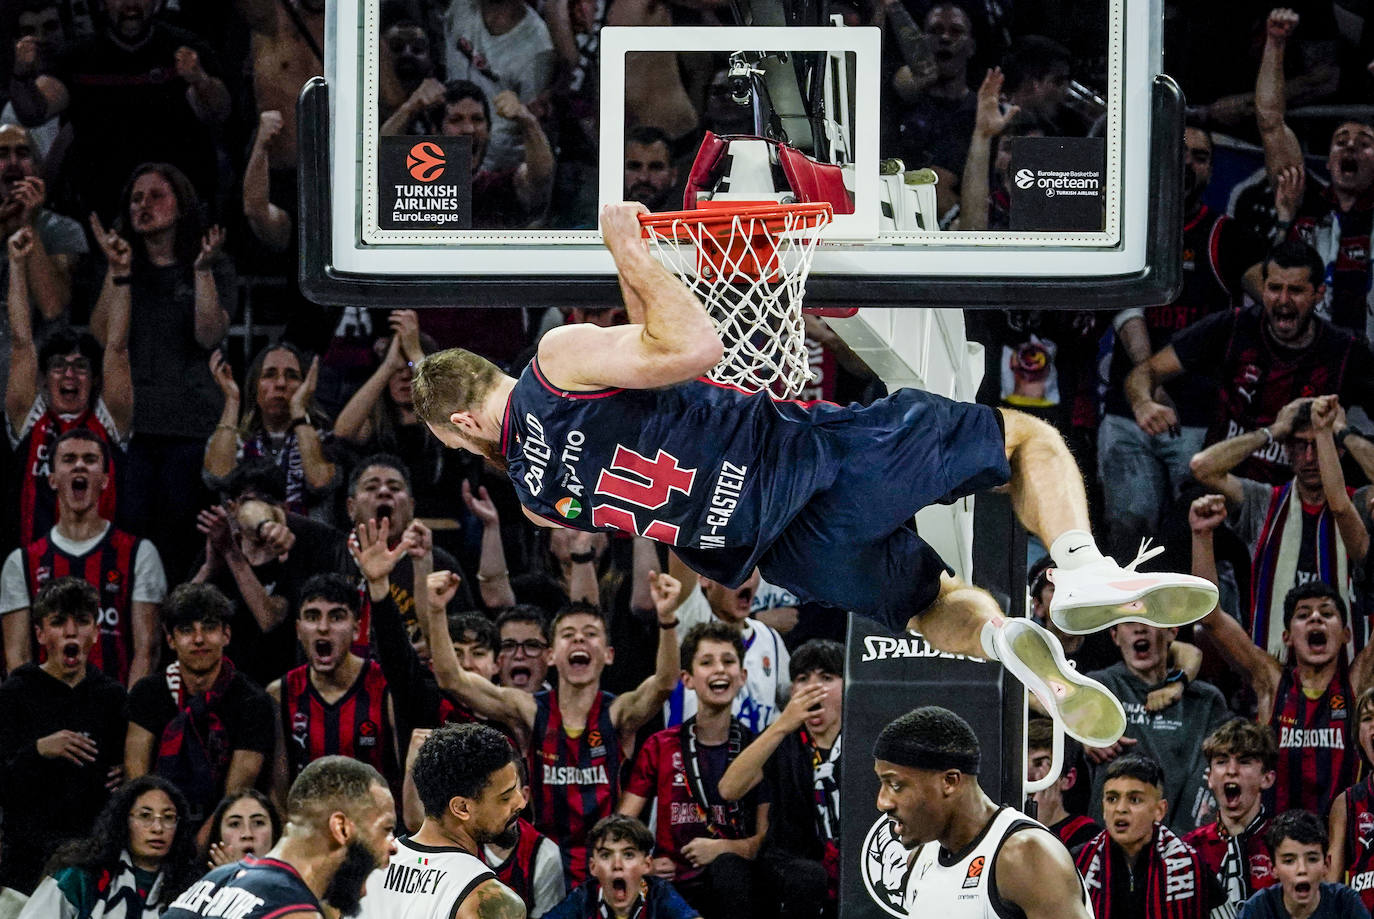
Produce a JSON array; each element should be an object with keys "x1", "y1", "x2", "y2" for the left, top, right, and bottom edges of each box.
[
  {"x1": 1051, "y1": 581, "x2": 1218, "y2": 635},
  {"x1": 999, "y1": 620, "x2": 1126, "y2": 748}
]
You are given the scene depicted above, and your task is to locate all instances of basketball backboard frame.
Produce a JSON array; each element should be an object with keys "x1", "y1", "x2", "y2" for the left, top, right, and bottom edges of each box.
[{"x1": 298, "y1": 0, "x2": 1183, "y2": 309}]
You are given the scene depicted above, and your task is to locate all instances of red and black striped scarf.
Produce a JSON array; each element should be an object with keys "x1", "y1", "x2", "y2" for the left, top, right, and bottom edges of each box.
[
  {"x1": 155, "y1": 657, "x2": 236, "y2": 819},
  {"x1": 1075, "y1": 823, "x2": 1209, "y2": 919}
]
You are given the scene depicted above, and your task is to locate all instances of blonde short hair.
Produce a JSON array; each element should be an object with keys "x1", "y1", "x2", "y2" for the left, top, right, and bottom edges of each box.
[{"x1": 412, "y1": 348, "x2": 504, "y2": 431}]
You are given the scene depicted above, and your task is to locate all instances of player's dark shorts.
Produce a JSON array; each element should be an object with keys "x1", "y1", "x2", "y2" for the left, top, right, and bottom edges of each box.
[{"x1": 750, "y1": 387, "x2": 1008, "y2": 632}]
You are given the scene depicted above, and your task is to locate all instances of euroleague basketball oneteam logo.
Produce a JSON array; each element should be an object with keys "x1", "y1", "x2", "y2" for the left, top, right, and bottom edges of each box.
[
  {"x1": 861, "y1": 815, "x2": 913, "y2": 917},
  {"x1": 407, "y1": 142, "x2": 447, "y2": 182}
]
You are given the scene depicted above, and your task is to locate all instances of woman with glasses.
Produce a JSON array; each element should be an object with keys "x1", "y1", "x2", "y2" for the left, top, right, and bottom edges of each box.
[{"x1": 18, "y1": 776, "x2": 198, "y2": 918}]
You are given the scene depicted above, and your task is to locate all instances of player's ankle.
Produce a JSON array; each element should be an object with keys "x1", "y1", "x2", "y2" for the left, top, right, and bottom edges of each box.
[
  {"x1": 1049, "y1": 529, "x2": 1105, "y2": 571},
  {"x1": 979, "y1": 620, "x2": 1002, "y2": 661}
]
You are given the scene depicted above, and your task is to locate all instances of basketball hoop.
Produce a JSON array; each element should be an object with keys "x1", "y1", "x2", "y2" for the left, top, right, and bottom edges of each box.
[{"x1": 639, "y1": 201, "x2": 832, "y2": 399}]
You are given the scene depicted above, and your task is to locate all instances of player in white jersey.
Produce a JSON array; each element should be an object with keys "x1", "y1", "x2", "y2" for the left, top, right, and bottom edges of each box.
[
  {"x1": 359, "y1": 723, "x2": 527, "y2": 919},
  {"x1": 873, "y1": 706, "x2": 1092, "y2": 919}
]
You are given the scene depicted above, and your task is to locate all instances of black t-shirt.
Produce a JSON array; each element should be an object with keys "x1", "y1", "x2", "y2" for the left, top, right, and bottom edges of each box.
[
  {"x1": 1103, "y1": 207, "x2": 1267, "y2": 425},
  {"x1": 205, "y1": 514, "x2": 352, "y2": 686},
  {"x1": 1170, "y1": 305, "x2": 1374, "y2": 482},
  {"x1": 53, "y1": 23, "x2": 222, "y2": 218},
  {"x1": 761, "y1": 730, "x2": 839, "y2": 861},
  {"x1": 0, "y1": 664, "x2": 127, "y2": 894}
]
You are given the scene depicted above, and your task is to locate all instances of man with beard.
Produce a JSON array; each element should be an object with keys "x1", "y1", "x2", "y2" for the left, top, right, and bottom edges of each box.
[
  {"x1": 125, "y1": 582, "x2": 274, "y2": 829},
  {"x1": 1097, "y1": 124, "x2": 1266, "y2": 563},
  {"x1": 164, "y1": 756, "x2": 397, "y2": 919},
  {"x1": 480, "y1": 757, "x2": 564, "y2": 917},
  {"x1": 359, "y1": 723, "x2": 525, "y2": 919},
  {"x1": 1128, "y1": 240, "x2": 1374, "y2": 485},
  {"x1": 2, "y1": 223, "x2": 128, "y2": 558},
  {"x1": 0, "y1": 123, "x2": 86, "y2": 381},
  {"x1": 873, "y1": 705, "x2": 1092, "y2": 919},
  {"x1": 0, "y1": 577, "x2": 127, "y2": 895},
  {"x1": 267, "y1": 573, "x2": 402, "y2": 792},
  {"x1": 1257, "y1": 9, "x2": 1374, "y2": 341},
  {"x1": 0, "y1": 428, "x2": 166, "y2": 686},
  {"x1": 623, "y1": 127, "x2": 679, "y2": 212},
  {"x1": 1191, "y1": 396, "x2": 1369, "y2": 657},
  {"x1": 379, "y1": 20, "x2": 447, "y2": 136},
  {"x1": 438, "y1": 80, "x2": 554, "y2": 230},
  {"x1": 414, "y1": 202, "x2": 1221, "y2": 753},
  {"x1": 11, "y1": 0, "x2": 229, "y2": 220},
  {"x1": 1192, "y1": 494, "x2": 1374, "y2": 818}
]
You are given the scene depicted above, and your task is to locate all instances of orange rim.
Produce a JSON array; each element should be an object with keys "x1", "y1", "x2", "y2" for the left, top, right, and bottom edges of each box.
[{"x1": 638, "y1": 202, "x2": 832, "y2": 240}]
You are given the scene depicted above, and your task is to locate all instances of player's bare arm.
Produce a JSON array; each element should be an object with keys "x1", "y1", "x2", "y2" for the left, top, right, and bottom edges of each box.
[
  {"x1": 460, "y1": 878, "x2": 527, "y2": 919},
  {"x1": 537, "y1": 202, "x2": 723, "y2": 393},
  {"x1": 1190, "y1": 495, "x2": 1281, "y2": 711},
  {"x1": 994, "y1": 830, "x2": 1091, "y2": 919},
  {"x1": 611, "y1": 571, "x2": 683, "y2": 749}
]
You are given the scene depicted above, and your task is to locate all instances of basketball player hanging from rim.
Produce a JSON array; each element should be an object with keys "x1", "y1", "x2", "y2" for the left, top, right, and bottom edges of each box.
[{"x1": 412, "y1": 201, "x2": 1219, "y2": 749}]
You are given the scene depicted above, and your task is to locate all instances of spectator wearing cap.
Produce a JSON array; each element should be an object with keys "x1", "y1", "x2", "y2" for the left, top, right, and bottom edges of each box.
[{"x1": 124, "y1": 582, "x2": 273, "y2": 830}]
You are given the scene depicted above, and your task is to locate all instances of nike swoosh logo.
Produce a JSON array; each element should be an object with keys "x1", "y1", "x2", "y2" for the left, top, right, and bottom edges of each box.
[{"x1": 1067, "y1": 545, "x2": 1088, "y2": 553}]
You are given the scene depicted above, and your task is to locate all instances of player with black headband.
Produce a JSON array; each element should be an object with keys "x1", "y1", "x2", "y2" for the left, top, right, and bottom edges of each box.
[{"x1": 873, "y1": 706, "x2": 1091, "y2": 919}]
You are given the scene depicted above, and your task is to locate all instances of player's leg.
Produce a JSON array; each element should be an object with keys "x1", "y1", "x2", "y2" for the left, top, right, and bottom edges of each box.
[
  {"x1": 999, "y1": 408, "x2": 1217, "y2": 634},
  {"x1": 913, "y1": 572, "x2": 1126, "y2": 748}
]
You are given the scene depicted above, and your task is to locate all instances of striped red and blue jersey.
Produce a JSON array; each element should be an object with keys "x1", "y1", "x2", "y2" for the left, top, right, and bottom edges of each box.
[
  {"x1": 281, "y1": 659, "x2": 397, "y2": 784},
  {"x1": 1342, "y1": 774, "x2": 1374, "y2": 909},
  {"x1": 1268, "y1": 666, "x2": 1356, "y2": 817},
  {"x1": 528, "y1": 688, "x2": 619, "y2": 883},
  {"x1": 23, "y1": 526, "x2": 137, "y2": 683},
  {"x1": 13, "y1": 401, "x2": 122, "y2": 549}
]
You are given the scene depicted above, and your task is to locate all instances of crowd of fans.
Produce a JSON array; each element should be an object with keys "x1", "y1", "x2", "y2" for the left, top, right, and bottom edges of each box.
[{"x1": 0, "y1": 0, "x2": 1373, "y2": 916}]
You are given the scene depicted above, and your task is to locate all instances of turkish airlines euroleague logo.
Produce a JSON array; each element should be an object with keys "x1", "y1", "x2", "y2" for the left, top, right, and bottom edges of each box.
[{"x1": 407, "y1": 142, "x2": 446, "y2": 182}]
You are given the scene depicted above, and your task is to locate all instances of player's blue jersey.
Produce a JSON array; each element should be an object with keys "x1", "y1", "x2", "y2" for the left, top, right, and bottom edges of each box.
[
  {"x1": 164, "y1": 857, "x2": 321, "y2": 918},
  {"x1": 504, "y1": 356, "x2": 1009, "y2": 620},
  {"x1": 505, "y1": 359, "x2": 843, "y2": 576}
]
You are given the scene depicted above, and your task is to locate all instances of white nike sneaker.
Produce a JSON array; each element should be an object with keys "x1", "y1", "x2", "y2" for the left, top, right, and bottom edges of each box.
[
  {"x1": 994, "y1": 618, "x2": 1127, "y2": 748},
  {"x1": 1048, "y1": 540, "x2": 1219, "y2": 636}
]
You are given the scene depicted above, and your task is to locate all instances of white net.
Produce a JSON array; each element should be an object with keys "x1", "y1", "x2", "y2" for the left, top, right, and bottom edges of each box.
[{"x1": 642, "y1": 204, "x2": 832, "y2": 399}]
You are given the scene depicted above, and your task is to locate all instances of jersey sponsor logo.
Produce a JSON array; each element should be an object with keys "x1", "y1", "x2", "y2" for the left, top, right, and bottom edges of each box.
[
  {"x1": 1353, "y1": 871, "x2": 1374, "y2": 893},
  {"x1": 542, "y1": 763, "x2": 609, "y2": 785},
  {"x1": 291, "y1": 711, "x2": 309, "y2": 748},
  {"x1": 169, "y1": 879, "x2": 266, "y2": 918},
  {"x1": 1278, "y1": 726, "x2": 1345, "y2": 749},
  {"x1": 700, "y1": 461, "x2": 748, "y2": 548},
  {"x1": 860, "y1": 815, "x2": 913, "y2": 918},
  {"x1": 962, "y1": 855, "x2": 985, "y2": 888},
  {"x1": 384, "y1": 861, "x2": 449, "y2": 894},
  {"x1": 556, "y1": 497, "x2": 582, "y2": 519},
  {"x1": 558, "y1": 430, "x2": 586, "y2": 497},
  {"x1": 522, "y1": 414, "x2": 553, "y2": 497},
  {"x1": 1359, "y1": 810, "x2": 1374, "y2": 844},
  {"x1": 860, "y1": 633, "x2": 986, "y2": 664}
]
